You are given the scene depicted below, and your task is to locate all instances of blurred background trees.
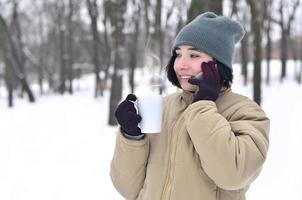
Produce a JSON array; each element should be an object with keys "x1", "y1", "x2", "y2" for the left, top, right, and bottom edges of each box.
[{"x1": 0, "y1": 0, "x2": 302, "y2": 124}]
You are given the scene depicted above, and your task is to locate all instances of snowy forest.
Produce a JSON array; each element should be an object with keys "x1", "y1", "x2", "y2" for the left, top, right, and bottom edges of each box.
[{"x1": 0, "y1": 0, "x2": 301, "y2": 124}]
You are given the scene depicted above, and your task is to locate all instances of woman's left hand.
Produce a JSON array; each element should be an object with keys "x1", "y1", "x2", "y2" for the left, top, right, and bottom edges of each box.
[{"x1": 188, "y1": 61, "x2": 221, "y2": 102}]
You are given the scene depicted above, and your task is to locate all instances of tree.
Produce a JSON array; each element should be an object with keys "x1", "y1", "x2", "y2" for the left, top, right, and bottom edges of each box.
[
  {"x1": 128, "y1": 0, "x2": 141, "y2": 93},
  {"x1": 273, "y1": 0, "x2": 300, "y2": 81},
  {"x1": 143, "y1": 0, "x2": 150, "y2": 42},
  {"x1": 103, "y1": 0, "x2": 112, "y2": 86},
  {"x1": 57, "y1": 0, "x2": 67, "y2": 94},
  {"x1": 154, "y1": 0, "x2": 163, "y2": 68},
  {"x1": 1, "y1": 28, "x2": 14, "y2": 107},
  {"x1": 231, "y1": 0, "x2": 249, "y2": 86},
  {"x1": 86, "y1": 0, "x2": 103, "y2": 97},
  {"x1": 187, "y1": 0, "x2": 208, "y2": 22},
  {"x1": 33, "y1": 0, "x2": 46, "y2": 95},
  {"x1": 265, "y1": 0, "x2": 273, "y2": 85},
  {"x1": 187, "y1": 0, "x2": 223, "y2": 23},
  {"x1": 0, "y1": 4, "x2": 35, "y2": 104},
  {"x1": 247, "y1": 0, "x2": 266, "y2": 105},
  {"x1": 66, "y1": 0, "x2": 77, "y2": 94},
  {"x1": 240, "y1": 18, "x2": 249, "y2": 86},
  {"x1": 108, "y1": 0, "x2": 127, "y2": 126},
  {"x1": 209, "y1": 0, "x2": 223, "y2": 14}
]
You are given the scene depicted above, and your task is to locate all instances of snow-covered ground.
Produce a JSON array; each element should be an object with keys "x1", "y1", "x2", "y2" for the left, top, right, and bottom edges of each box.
[{"x1": 0, "y1": 60, "x2": 302, "y2": 200}]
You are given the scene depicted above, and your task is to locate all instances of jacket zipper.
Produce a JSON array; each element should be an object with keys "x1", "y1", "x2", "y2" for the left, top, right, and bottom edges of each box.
[{"x1": 162, "y1": 115, "x2": 183, "y2": 200}]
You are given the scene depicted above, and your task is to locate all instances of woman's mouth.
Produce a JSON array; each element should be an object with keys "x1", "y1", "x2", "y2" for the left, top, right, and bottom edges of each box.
[{"x1": 179, "y1": 75, "x2": 194, "y2": 80}]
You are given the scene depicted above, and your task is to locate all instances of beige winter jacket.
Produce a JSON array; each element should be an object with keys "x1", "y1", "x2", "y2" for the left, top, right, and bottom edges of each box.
[{"x1": 110, "y1": 88, "x2": 270, "y2": 200}]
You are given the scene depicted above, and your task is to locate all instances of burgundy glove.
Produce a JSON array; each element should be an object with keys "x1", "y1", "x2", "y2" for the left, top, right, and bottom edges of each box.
[
  {"x1": 188, "y1": 61, "x2": 221, "y2": 102},
  {"x1": 115, "y1": 94, "x2": 142, "y2": 137}
]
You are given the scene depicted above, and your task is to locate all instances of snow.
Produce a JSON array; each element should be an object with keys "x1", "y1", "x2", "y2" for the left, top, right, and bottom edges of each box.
[{"x1": 0, "y1": 60, "x2": 302, "y2": 199}]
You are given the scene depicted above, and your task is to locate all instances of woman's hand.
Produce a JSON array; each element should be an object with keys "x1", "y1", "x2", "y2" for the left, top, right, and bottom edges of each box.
[
  {"x1": 115, "y1": 94, "x2": 142, "y2": 136},
  {"x1": 188, "y1": 61, "x2": 221, "y2": 102}
]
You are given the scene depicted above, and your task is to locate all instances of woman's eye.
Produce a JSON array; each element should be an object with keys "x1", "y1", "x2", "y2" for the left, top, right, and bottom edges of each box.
[
  {"x1": 176, "y1": 53, "x2": 181, "y2": 57},
  {"x1": 190, "y1": 54, "x2": 199, "y2": 58}
]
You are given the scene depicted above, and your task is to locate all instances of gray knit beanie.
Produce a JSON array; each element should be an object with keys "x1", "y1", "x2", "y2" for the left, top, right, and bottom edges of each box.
[{"x1": 171, "y1": 12, "x2": 245, "y2": 69}]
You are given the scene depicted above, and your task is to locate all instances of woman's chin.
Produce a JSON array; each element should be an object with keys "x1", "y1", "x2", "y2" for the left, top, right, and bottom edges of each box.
[{"x1": 181, "y1": 84, "x2": 197, "y2": 92}]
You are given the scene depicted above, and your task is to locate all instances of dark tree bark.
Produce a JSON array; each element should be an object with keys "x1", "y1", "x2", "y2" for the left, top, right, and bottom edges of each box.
[
  {"x1": 1, "y1": 38, "x2": 14, "y2": 107},
  {"x1": 209, "y1": 0, "x2": 223, "y2": 14},
  {"x1": 128, "y1": 1, "x2": 141, "y2": 93},
  {"x1": 155, "y1": 0, "x2": 163, "y2": 68},
  {"x1": 241, "y1": 32, "x2": 249, "y2": 86},
  {"x1": 187, "y1": 0, "x2": 223, "y2": 22},
  {"x1": 57, "y1": 0, "x2": 66, "y2": 94},
  {"x1": 67, "y1": 0, "x2": 75, "y2": 94},
  {"x1": 37, "y1": 6, "x2": 45, "y2": 95},
  {"x1": 143, "y1": 0, "x2": 150, "y2": 41},
  {"x1": 103, "y1": 0, "x2": 111, "y2": 85},
  {"x1": 231, "y1": 0, "x2": 249, "y2": 86},
  {"x1": 4, "y1": 60, "x2": 14, "y2": 107},
  {"x1": 86, "y1": 0, "x2": 102, "y2": 97},
  {"x1": 265, "y1": 0, "x2": 273, "y2": 85},
  {"x1": 187, "y1": 0, "x2": 209, "y2": 22},
  {"x1": 0, "y1": 11, "x2": 35, "y2": 104},
  {"x1": 11, "y1": 0, "x2": 26, "y2": 97},
  {"x1": 247, "y1": 0, "x2": 265, "y2": 105},
  {"x1": 275, "y1": 0, "x2": 300, "y2": 81},
  {"x1": 300, "y1": 18, "x2": 302, "y2": 84},
  {"x1": 108, "y1": 0, "x2": 127, "y2": 126}
]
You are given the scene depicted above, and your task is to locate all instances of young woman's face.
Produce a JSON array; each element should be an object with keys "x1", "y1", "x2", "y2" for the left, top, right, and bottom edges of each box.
[{"x1": 173, "y1": 45, "x2": 213, "y2": 92}]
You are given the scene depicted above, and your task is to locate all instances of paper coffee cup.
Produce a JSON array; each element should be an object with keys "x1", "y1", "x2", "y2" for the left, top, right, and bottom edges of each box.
[{"x1": 137, "y1": 95, "x2": 163, "y2": 133}]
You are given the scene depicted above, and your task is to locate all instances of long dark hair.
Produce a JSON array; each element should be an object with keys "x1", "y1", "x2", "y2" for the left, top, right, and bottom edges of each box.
[{"x1": 166, "y1": 52, "x2": 233, "y2": 88}]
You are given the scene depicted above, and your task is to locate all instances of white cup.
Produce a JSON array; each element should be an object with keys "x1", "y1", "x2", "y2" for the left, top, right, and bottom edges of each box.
[{"x1": 137, "y1": 95, "x2": 163, "y2": 134}]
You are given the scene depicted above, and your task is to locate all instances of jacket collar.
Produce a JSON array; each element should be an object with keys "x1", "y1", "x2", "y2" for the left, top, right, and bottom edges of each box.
[
  {"x1": 179, "y1": 87, "x2": 231, "y2": 105},
  {"x1": 180, "y1": 91, "x2": 194, "y2": 105}
]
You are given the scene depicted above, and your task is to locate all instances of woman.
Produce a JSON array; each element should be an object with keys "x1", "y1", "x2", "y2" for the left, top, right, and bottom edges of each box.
[{"x1": 111, "y1": 12, "x2": 270, "y2": 200}]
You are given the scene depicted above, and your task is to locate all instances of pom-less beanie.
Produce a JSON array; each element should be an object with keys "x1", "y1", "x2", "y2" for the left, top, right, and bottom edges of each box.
[{"x1": 171, "y1": 12, "x2": 245, "y2": 69}]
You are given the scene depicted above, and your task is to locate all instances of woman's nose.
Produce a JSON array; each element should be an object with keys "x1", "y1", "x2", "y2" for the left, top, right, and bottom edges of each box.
[{"x1": 178, "y1": 56, "x2": 189, "y2": 69}]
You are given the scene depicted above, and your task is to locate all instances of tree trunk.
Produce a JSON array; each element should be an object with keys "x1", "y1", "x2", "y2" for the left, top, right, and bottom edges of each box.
[
  {"x1": 253, "y1": 25, "x2": 262, "y2": 105},
  {"x1": 128, "y1": 15, "x2": 140, "y2": 93},
  {"x1": 109, "y1": 47, "x2": 123, "y2": 125},
  {"x1": 154, "y1": 0, "x2": 164, "y2": 94},
  {"x1": 5, "y1": 65, "x2": 14, "y2": 107},
  {"x1": 265, "y1": 9, "x2": 272, "y2": 85},
  {"x1": 103, "y1": 0, "x2": 111, "y2": 86},
  {"x1": 248, "y1": 0, "x2": 264, "y2": 105},
  {"x1": 35, "y1": 1, "x2": 45, "y2": 95},
  {"x1": 265, "y1": 0, "x2": 273, "y2": 85},
  {"x1": 241, "y1": 32, "x2": 249, "y2": 86},
  {"x1": 209, "y1": 0, "x2": 223, "y2": 14},
  {"x1": 3, "y1": 46, "x2": 14, "y2": 107},
  {"x1": 38, "y1": 17, "x2": 44, "y2": 95},
  {"x1": 300, "y1": 30, "x2": 302, "y2": 84},
  {"x1": 0, "y1": 13, "x2": 35, "y2": 103},
  {"x1": 280, "y1": 29, "x2": 287, "y2": 81},
  {"x1": 278, "y1": 0, "x2": 300, "y2": 81},
  {"x1": 143, "y1": 0, "x2": 150, "y2": 41},
  {"x1": 58, "y1": 1, "x2": 66, "y2": 94},
  {"x1": 155, "y1": 0, "x2": 163, "y2": 67},
  {"x1": 12, "y1": 1, "x2": 27, "y2": 98},
  {"x1": 299, "y1": 62, "x2": 302, "y2": 84},
  {"x1": 86, "y1": 0, "x2": 102, "y2": 97},
  {"x1": 108, "y1": 72, "x2": 122, "y2": 125},
  {"x1": 67, "y1": 0, "x2": 74, "y2": 94},
  {"x1": 187, "y1": 0, "x2": 209, "y2": 22},
  {"x1": 108, "y1": 0, "x2": 127, "y2": 126}
]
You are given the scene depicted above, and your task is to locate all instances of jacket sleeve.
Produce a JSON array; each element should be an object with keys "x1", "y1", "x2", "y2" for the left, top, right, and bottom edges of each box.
[
  {"x1": 110, "y1": 132, "x2": 150, "y2": 200},
  {"x1": 183, "y1": 99, "x2": 270, "y2": 190}
]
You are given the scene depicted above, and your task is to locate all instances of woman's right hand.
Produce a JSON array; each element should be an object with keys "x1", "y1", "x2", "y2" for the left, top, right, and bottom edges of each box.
[{"x1": 115, "y1": 94, "x2": 142, "y2": 137}]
